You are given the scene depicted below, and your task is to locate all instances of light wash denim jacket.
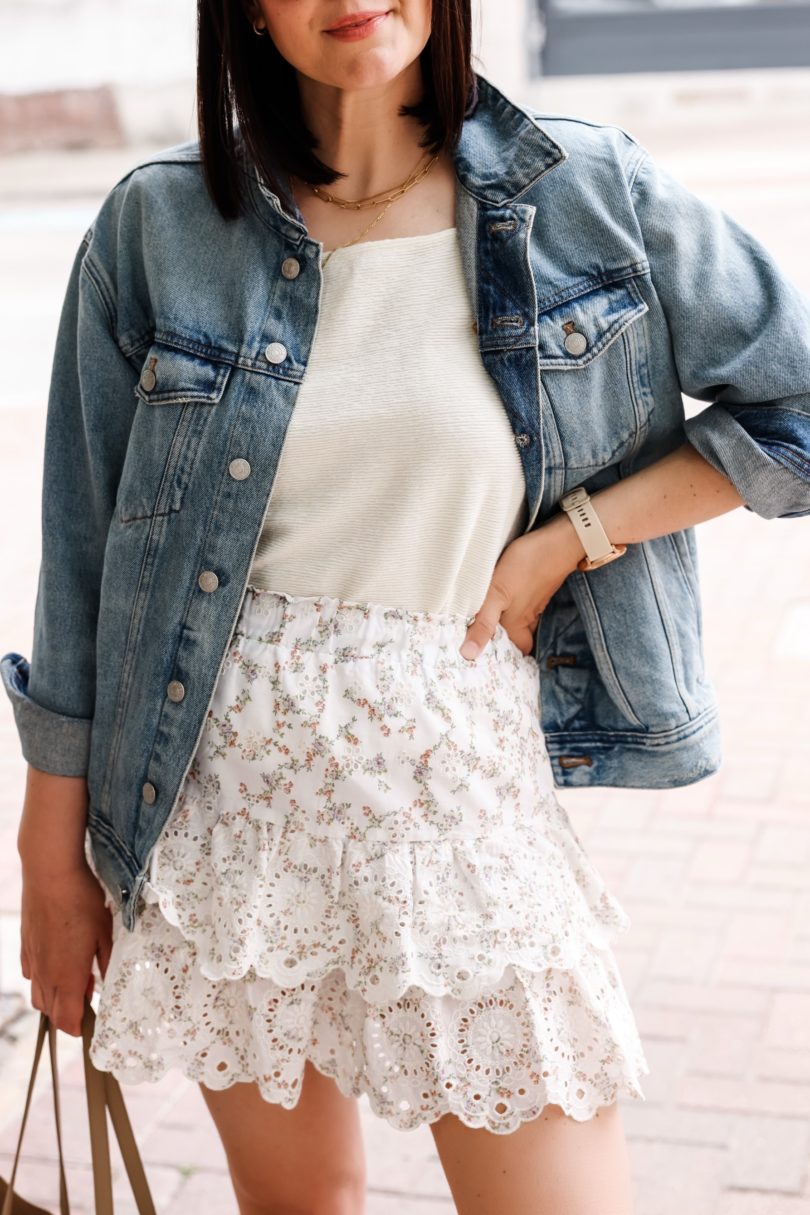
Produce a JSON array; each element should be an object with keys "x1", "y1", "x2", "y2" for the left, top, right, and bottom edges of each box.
[{"x1": 3, "y1": 73, "x2": 810, "y2": 931}]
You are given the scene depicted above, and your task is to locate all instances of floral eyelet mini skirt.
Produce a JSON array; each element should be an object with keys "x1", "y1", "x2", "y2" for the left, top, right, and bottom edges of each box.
[{"x1": 86, "y1": 585, "x2": 650, "y2": 1135}]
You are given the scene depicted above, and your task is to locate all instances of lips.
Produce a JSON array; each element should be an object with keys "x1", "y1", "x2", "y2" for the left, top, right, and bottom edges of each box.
[{"x1": 325, "y1": 10, "x2": 389, "y2": 32}]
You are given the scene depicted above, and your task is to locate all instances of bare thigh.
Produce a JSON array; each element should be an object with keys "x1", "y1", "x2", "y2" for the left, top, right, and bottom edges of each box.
[
  {"x1": 199, "y1": 1060, "x2": 367, "y2": 1215},
  {"x1": 429, "y1": 1099, "x2": 635, "y2": 1215}
]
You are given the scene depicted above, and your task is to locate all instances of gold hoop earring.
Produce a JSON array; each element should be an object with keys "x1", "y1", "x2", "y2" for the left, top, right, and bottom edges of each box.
[{"x1": 252, "y1": 20, "x2": 267, "y2": 35}]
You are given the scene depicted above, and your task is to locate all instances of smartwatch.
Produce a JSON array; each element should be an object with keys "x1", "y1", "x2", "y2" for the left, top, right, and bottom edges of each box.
[{"x1": 559, "y1": 486, "x2": 627, "y2": 572}]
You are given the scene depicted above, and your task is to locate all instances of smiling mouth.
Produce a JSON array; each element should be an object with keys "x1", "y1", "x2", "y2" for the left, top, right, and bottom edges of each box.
[{"x1": 325, "y1": 12, "x2": 390, "y2": 33}]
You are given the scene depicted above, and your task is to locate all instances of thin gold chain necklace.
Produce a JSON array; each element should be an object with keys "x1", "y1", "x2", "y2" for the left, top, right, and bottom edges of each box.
[{"x1": 291, "y1": 152, "x2": 439, "y2": 268}]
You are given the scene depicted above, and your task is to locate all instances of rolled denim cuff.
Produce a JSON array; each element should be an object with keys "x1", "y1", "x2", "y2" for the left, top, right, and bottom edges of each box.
[
  {"x1": 0, "y1": 652, "x2": 92, "y2": 777},
  {"x1": 685, "y1": 403, "x2": 810, "y2": 520}
]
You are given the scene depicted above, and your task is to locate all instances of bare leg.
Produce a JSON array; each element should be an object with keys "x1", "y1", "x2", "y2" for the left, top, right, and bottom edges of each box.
[
  {"x1": 199, "y1": 1060, "x2": 367, "y2": 1215},
  {"x1": 429, "y1": 1099, "x2": 635, "y2": 1215}
]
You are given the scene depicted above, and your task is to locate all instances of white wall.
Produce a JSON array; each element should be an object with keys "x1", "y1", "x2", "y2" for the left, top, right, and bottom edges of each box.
[
  {"x1": 0, "y1": 0, "x2": 196, "y2": 91},
  {"x1": 3, "y1": 0, "x2": 805, "y2": 147},
  {"x1": 471, "y1": 0, "x2": 537, "y2": 99},
  {"x1": 0, "y1": 0, "x2": 534, "y2": 143},
  {"x1": 0, "y1": 0, "x2": 197, "y2": 143}
]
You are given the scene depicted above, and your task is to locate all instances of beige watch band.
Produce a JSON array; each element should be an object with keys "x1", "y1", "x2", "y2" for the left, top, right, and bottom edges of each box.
[{"x1": 559, "y1": 486, "x2": 627, "y2": 571}]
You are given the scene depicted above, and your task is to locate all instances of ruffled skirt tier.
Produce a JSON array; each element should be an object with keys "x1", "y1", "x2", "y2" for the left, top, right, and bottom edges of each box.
[{"x1": 87, "y1": 587, "x2": 649, "y2": 1134}]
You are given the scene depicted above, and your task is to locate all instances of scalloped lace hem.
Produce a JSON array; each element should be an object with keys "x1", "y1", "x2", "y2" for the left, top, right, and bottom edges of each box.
[
  {"x1": 93, "y1": 1034, "x2": 648, "y2": 1134},
  {"x1": 145, "y1": 874, "x2": 629, "y2": 1002},
  {"x1": 130, "y1": 796, "x2": 636, "y2": 1003},
  {"x1": 89, "y1": 903, "x2": 650, "y2": 1135}
]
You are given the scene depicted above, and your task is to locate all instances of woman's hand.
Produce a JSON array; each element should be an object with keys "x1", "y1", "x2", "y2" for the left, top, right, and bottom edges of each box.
[
  {"x1": 17, "y1": 766, "x2": 112, "y2": 1037},
  {"x1": 459, "y1": 514, "x2": 584, "y2": 660},
  {"x1": 459, "y1": 443, "x2": 748, "y2": 661},
  {"x1": 20, "y1": 858, "x2": 113, "y2": 1037}
]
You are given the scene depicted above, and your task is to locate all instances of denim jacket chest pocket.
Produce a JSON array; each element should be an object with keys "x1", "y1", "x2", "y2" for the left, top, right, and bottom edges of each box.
[
  {"x1": 116, "y1": 340, "x2": 233, "y2": 525},
  {"x1": 537, "y1": 275, "x2": 653, "y2": 473}
]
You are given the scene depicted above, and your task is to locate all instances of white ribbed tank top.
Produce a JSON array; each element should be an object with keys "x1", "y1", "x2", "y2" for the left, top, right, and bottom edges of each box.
[{"x1": 247, "y1": 226, "x2": 529, "y2": 619}]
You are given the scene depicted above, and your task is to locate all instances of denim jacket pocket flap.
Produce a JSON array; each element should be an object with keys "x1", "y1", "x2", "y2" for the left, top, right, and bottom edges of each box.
[
  {"x1": 134, "y1": 342, "x2": 232, "y2": 406},
  {"x1": 537, "y1": 276, "x2": 648, "y2": 370}
]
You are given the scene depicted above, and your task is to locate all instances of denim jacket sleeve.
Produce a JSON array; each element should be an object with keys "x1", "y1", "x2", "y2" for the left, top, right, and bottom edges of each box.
[
  {"x1": 0, "y1": 229, "x2": 138, "y2": 776},
  {"x1": 628, "y1": 147, "x2": 810, "y2": 519}
]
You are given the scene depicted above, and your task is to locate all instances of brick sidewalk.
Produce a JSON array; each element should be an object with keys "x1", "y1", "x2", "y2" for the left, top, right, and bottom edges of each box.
[{"x1": 1, "y1": 109, "x2": 810, "y2": 1212}]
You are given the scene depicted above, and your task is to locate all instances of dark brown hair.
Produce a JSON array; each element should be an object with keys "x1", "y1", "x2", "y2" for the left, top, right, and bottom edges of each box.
[{"x1": 196, "y1": 1, "x2": 478, "y2": 221}]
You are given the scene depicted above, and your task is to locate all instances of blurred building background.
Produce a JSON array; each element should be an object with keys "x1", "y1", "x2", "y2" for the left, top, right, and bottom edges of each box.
[
  {"x1": 1, "y1": 5, "x2": 810, "y2": 1214},
  {"x1": 538, "y1": 0, "x2": 810, "y2": 75},
  {"x1": 1, "y1": 0, "x2": 809, "y2": 150}
]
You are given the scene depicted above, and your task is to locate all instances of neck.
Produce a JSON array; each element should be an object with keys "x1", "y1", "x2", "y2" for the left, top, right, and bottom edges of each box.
[{"x1": 294, "y1": 60, "x2": 430, "y2": 199}]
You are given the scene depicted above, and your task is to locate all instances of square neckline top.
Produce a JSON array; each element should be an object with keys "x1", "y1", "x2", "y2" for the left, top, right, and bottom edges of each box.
[{"x1": 322, "y1": 225, "x2": 458, "y2": 257}]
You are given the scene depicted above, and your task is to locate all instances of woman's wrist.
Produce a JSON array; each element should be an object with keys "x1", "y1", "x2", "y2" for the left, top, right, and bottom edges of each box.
[
  {"x1": 538, "y1": 509, "x2": 588, "y2": 575},
  {"x1": 544, "y1": 444, "x2": 745, "y2": 574},
  {"x1": 17, "y1": 766, "x2": 89, "y2": 873}
]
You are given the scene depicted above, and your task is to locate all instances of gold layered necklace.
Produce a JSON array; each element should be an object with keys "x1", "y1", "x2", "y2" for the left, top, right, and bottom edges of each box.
[{"x1": 291, "y1": 151, "x2": 440, "y2": 268}]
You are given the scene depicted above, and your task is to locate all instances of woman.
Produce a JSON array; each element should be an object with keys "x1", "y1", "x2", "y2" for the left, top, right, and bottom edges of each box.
[{"x1": 3, "y1": 2, "x2": 810, "y2": 1213}]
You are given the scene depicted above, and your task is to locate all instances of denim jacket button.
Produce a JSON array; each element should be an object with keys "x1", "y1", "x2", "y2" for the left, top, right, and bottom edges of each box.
[
  {"x1": 167, "y1": 680, "x2": 185, "y2": 702},
  {"x1": 264, "y1": 342, "x2": 288, "y2": 364},
  {"x1": 281, "y1": 257, "x2": 301, "y2": 280},
  {"x1": 228, "y1": 458, "x2": 251, "y2": 480},
  {"x1": 563, "y1": 331, "x2": 588, "y2": 356},
  {"x1": 515, "y1": 432, "x2": 531, "y2": 448},
  {"x1": 142, "y1": 781, "x2": 157, "y2": 804},
  {"x1": 198, "y1": 570, "x2": 219, "y2": 592},
  {"x1": 139, "y1": 367, "x2": 156, "y2": 391}
]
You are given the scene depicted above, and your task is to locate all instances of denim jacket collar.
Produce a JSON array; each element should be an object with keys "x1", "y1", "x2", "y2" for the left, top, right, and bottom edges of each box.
[
  {"x1": 451, "y1": 75, "x2": 570, "y2": 204},
  {"x1": 245, "y1": 72, "x2": 570, "y2": 239}
]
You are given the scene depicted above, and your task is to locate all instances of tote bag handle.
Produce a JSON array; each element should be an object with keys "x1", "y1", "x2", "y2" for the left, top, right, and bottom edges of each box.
[
  {"x1": 0, "y1": 1004, "x2": 69, "y2": 1215},
  {"x1": 80, "y1": 998, "x2": 156, "y2": 1214},
  {"x1": 0, "y1": 996, "x2": 156, "y2": 1215}
]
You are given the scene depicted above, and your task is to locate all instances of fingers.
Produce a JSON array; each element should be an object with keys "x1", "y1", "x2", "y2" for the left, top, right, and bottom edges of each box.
[
  {"x1": 28, "y1": 972, "x2": 83, "y2": 1035},
  {"x1": 20, "y1": 873, "x2": 111, "y2": 1036},
  {"x1": 513, "y1": 620, "x2": 540, "y2": 657},
  {"x1": 20, "y1": 934, "x2": 30, "y2": 981},
  {"x1": 30, "y1": 973, "x2": 48, "y2": 1015},
  {"x1": 96, "y1": 931, "x2": 113, "y2": 982},
  {"x1": 461, "y1": 612, "x2": 539, "y2": 661},
  {"x1": 459, "y1": 575, "x2": 515, "y2": 661},
  {"x1": 460, "y1": 623, "x2": 494, "y2": 661},
  {"x1": 51, "y1": 987, "x2": 85, "y2": 1037}
]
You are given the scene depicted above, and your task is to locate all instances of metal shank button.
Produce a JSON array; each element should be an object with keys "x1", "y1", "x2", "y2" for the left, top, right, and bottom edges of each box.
[
  {"x1": 228, "y1": 458, "x2": 251, "y2": 480},
  {"x1": 281, "y1": 257, "x2": 301, "y2": 280},
  {"x1": 264, "y1": 342, "x2": 288, "y2": 364},
  {"x1": 198, "y1": 570, "x2": 219, "y2": 593},
  {"x1": 142, "y1": 781, "x2": 157, "y2": 805},
  {"x1": 563, "y1": 331, "x2": 588, "y2": 356},
  {"x1": 139, "y1": 368, "x2": 156, "y2": 391},
  {"x1": 514, "y1": 432, "x2": 531, "y2": 448},
  {"x1": 167, "y1": 680, "x2": 185, "y2": 702}
]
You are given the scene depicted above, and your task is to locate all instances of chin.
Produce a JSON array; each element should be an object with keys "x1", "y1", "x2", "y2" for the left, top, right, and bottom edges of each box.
[{"x1": 326, "y1": 48, "x2": 421, "y2": 93}]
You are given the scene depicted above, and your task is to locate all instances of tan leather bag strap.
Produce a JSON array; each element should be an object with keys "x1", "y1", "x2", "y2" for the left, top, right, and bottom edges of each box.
[
  {"x1": 81, "y1": 998, "x2": 114, "y2": 1213},
  {"x1": 48, "y1": 1017, "x2": 70, "y2": 1215},
  {"x1": 1, "y1": 999, "x2": 156, "y2": 1215},
  {"x1": 80, "y1": 999, "x2": 156, "y2": 1215},
  {"x1": 102, "y1": 1073, "x2": 156, "y2": 1214},
  {"x1": 1, "y1": 1011, "x2": 70, "y2": 1215}
]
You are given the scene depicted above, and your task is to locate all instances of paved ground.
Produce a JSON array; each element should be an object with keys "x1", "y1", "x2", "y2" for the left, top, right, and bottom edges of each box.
[{"x1": 1, "y1": 81, "x2": 809, "y2": 1214}]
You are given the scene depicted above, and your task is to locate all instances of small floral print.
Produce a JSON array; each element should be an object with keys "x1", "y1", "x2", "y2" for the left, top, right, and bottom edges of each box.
[{"x1": 87, "y1": 587, "x2": 649, "y2": 1135}]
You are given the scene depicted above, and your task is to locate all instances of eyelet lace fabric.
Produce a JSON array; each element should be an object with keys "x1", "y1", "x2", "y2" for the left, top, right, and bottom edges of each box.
[{"x1": 88, "y1": 587, "x2": 650, "y2": 1134}]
